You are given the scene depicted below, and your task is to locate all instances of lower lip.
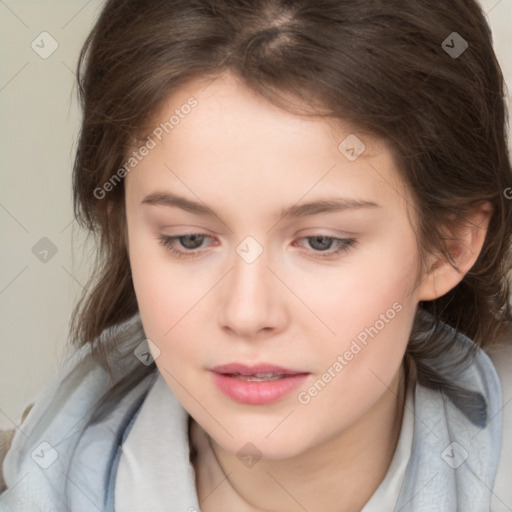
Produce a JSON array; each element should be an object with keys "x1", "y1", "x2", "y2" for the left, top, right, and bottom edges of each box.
[{"x1": 211, "y1": 372, "x2": 309, "y2": 405}]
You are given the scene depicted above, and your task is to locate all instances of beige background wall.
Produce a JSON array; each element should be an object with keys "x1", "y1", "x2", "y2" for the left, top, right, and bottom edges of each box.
[{"x1": 1, "y1": 0, "x2": 511, "y2": 429}]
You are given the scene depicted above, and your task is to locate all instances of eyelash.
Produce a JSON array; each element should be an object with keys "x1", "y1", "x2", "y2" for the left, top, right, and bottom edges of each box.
[{"x1": 158, "y1": 233, "x2": 356, "y2": 260}]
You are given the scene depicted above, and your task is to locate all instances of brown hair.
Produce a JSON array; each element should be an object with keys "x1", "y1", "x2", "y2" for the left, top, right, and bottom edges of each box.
[{"x1": 70, "y1": 0, "x2": 512, "y2": 424}]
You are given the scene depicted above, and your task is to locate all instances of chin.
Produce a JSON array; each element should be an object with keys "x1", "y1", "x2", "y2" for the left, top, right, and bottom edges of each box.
[{"x1": 209, "y1": 424, "x2": 310, "y2": 462}]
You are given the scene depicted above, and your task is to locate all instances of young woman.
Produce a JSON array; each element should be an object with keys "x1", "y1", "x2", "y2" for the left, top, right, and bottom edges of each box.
[{"x1": 1, "y1": 1, "x2": 511, "y2": 511}]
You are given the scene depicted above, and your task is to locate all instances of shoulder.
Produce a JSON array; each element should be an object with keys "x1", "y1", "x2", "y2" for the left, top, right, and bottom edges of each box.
[
  {"x1": 0, "y1": 403, "x2": 34, "y2": 493},
  {"x1": 483, "y1": 321, "x2": 512, "y2": 511},
  {"x1": 0, "y1": 312, "x2": 149, "y2": 497}
]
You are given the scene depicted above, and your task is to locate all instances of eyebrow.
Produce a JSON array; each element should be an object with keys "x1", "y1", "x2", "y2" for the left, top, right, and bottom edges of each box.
[{"x1": 141, "y1": 191, "x2": 380, "y2": 219}]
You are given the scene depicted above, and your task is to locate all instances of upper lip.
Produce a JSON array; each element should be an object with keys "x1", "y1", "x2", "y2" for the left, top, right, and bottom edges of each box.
[{"x1": 211, "y1": 363, "x2": 308, "y2": 375}]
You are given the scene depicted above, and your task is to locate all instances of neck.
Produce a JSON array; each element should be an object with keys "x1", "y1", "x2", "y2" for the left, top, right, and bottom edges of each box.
[{"x1": 191, "y1": 366, "x2": 408, "y2": 512}]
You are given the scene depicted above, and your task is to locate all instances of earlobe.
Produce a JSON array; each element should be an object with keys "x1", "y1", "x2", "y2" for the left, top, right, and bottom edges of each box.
[
  {"x1": 417, "y1": 258, "x2": 459, "y2": 301},
  {"x1": 417, "y1": 202, "x2": 493, "y2": 301}
]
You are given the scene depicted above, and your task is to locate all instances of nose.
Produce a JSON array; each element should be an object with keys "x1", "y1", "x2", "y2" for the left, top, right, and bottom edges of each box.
[{"x1": 217, "y1": 243, "x2": 287, "y2": 340}]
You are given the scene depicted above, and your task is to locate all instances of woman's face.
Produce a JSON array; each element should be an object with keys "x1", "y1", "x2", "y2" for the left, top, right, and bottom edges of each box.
[{"x1": 124, "y1": 72, "x2": 424, "y2": 459}]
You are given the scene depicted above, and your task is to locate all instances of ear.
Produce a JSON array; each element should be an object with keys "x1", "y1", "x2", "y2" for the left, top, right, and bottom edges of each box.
[{"x1": 417, "y1": 202, "x2": 493, "y2": 301}]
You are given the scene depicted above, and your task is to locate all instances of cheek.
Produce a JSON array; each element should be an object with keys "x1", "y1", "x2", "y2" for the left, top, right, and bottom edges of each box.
[
  {"x1": 313, "y1": 227, "x2": 418, "y2": 335},
  {"x1": 129, "y1": 248, "x2": 207, "y2": 386},
  {"x1": 306, "y1": 226, "x2": 418, "y2": 385},
  {"x1": 127, "y1": 219, "x2": 201, "y2": 342}
]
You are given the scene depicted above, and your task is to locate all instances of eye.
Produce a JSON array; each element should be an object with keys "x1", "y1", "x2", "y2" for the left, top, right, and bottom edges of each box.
[
  {"x1": 158, "y1": 233, "x2": 214, "y2": 259},
  {"x1": 293, "y1": 236, "x2": 356, "y2": 259},
  {"x1": 158, "y1": 233, "x2": 356, "y2": 260}
]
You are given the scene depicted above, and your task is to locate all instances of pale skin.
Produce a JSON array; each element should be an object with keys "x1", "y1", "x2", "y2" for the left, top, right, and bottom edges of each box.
[{"x1": 123, "y1": 71, "x2": 491, "y2": 512}]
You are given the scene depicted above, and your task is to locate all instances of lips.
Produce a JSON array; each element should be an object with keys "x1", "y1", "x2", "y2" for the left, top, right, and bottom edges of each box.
[
  {"x1": 210, "y1": 363, "x2": 310, "y2": 405},
  {"x1": 211, "y1": 363, "x2": 306, "y2": 376}
]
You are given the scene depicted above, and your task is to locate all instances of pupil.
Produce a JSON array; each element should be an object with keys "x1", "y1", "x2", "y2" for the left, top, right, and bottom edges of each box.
[
  {"x1": 312, "y1": 236, "x2": 331, "y2": 251},
  {"x1": 181, "y1": 234, "x2": 204, "y2": 249}
]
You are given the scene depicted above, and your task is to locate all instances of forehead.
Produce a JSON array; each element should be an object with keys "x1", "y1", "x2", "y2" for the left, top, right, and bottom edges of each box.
[
  {"x1": 143, "y1": 72, "x2": 385, "y2": 156},
  {"x1": 127, "y1": 72, "x2": 410, "y2": 218}
]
